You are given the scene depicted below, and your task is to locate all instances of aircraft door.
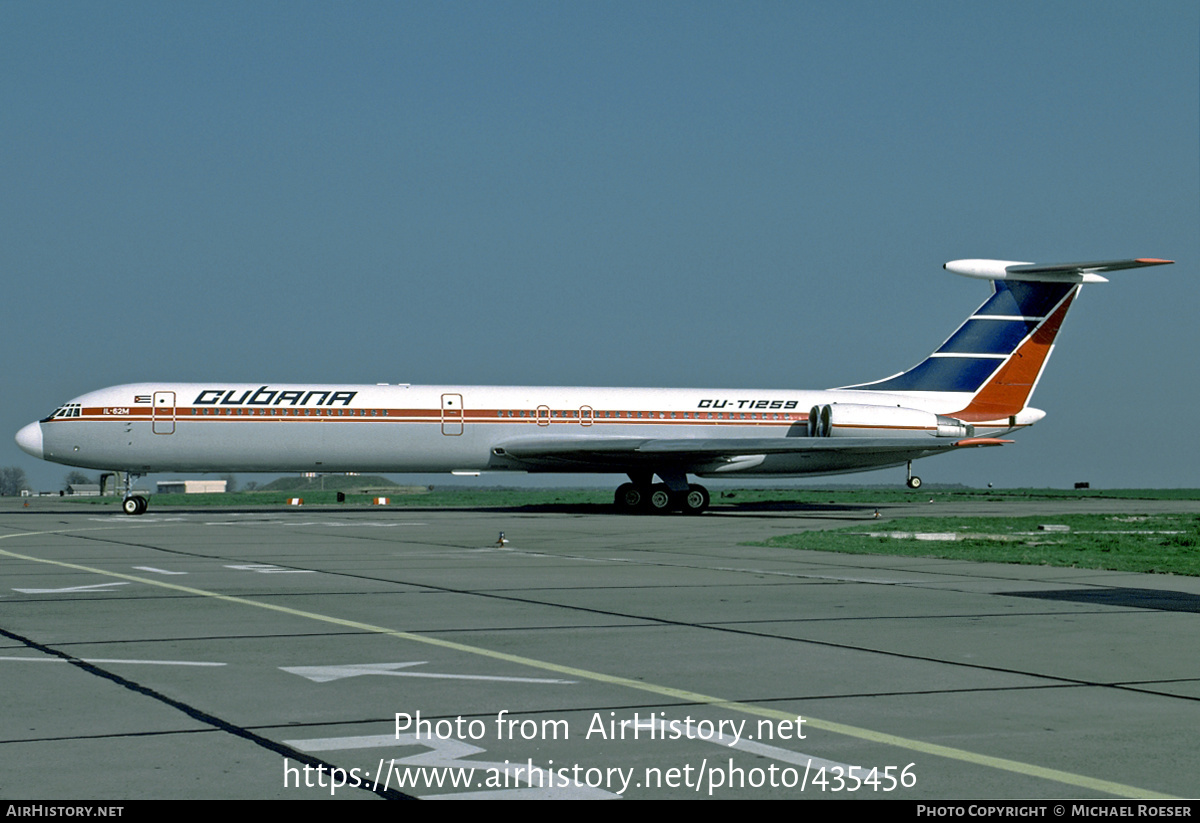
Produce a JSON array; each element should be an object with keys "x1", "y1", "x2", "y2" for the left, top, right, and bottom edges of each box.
[
  {"x1": 579, "y1": 405, "x2": 593, "y2": 426},
  {"x1": 441, "y1": 393, "x2": 463, "y2": 435},
  {"x1": 152, "y1": 391, "x2": 175, "y2": 435}
]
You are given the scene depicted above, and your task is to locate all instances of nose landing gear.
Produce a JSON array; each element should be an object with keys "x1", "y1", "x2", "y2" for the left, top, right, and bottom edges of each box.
[
  {"x1": 122, "y1": 495, "x2": 148, "y2": 515},
  {"x1": 120, "y1": 472, "x2": 148, "y2": 515}
]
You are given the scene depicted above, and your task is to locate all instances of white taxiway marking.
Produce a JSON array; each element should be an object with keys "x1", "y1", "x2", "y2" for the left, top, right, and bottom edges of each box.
[
  {"x1": 281, "y1": 661, "x2": 576, "y2": 685},
  {"x1": 624, "y1": 718, "x2": 859, "y2": 772},
  {"x1": 286, "y1": 733, "x2": 615, "y2": 799},
  {"x1": 133, "y1": 566, "x2": 187, "y2": 575},
  {"x1": 224, "y1": 564, "x2": 315, "y2": 574},
  {"x1": 206, "y1": 520, "x2": 426, "y2": 527},
  {"x1": 88, "y1": 517, "x2": 188, "y2": 523},
  {"x1": 707, "y1": 564, "x2": 918, "y2": 585},
  {"x1": 0, "y1": 656, "x2": 225, "y2": 667},
  {"x1": 13, "y1": 582, "x2": 131, "y2": 593}
]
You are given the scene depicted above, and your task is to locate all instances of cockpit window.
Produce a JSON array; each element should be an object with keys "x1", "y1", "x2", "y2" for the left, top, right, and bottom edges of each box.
[{"x1": 42, "y1": 404, "x2": 82, "y2": 421}]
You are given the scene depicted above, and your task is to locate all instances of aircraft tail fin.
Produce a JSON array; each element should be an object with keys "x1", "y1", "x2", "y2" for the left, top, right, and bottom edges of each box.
[{"x1": 841, "y1": 258, "x2": 1172, "y2": 422}]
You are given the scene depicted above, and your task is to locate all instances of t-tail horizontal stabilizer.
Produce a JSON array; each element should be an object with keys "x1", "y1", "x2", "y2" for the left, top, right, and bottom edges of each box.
[
  {"x1": 943, "y1": 258, "x2": 1173, "y2": 284},
  {"x1": 843, "y1": 257, "x2": 1173, "y2": 420}
]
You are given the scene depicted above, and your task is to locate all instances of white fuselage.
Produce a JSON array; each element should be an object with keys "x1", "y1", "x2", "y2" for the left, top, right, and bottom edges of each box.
[{"x1": 20, "y1": 381, "x2": 1006, "y2": 478}]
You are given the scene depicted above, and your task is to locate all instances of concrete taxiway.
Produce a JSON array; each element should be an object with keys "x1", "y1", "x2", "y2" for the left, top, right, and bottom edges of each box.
[{"x1": 1, "y1": 497, "x2": 1198, "y2": 799}]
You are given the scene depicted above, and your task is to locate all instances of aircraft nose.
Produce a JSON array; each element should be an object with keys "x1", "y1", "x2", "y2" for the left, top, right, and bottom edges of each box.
[{"x1": 15, "y1": 422, "x2": 43, "y2": 459}]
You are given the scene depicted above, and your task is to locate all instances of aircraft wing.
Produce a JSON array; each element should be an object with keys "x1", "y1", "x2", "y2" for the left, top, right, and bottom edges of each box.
[{"x1": 494, "y1": 435, "x2": 1009, "y2": 472}]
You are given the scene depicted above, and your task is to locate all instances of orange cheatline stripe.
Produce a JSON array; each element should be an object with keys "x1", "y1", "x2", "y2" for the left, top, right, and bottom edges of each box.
[{"x1": 52, "y1": 412, "x2": 806, "y2": 427}]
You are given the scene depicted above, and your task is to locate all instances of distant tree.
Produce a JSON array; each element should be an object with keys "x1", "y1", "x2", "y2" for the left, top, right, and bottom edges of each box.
[
  {"x1": 0, "y1": 467, "x2": 29, "y2": 496},
  {"x1": 221, "y1": 473, "x2": 237, "y2": 493},
  {"x1": 242, "y1": 480, "x2": 258, "y2": 491},
  {"x1": 64, "y1": 471, "x2": 95, "y2": 487}
]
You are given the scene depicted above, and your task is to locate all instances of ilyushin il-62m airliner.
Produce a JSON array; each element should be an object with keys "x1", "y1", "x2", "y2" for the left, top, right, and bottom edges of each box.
[{"x1": 16, "y1": 258, "x2": 1172, "y2": 515}]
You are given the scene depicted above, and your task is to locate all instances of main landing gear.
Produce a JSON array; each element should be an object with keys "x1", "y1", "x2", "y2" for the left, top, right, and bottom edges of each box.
[
  {"x1": 120, "y1": 472, "x2": 148, "y2": 516},
  {"x1": 613, "y1": 473, "x2": 710, "y2": 514},
  {"x1": 905, "y1": 460, "x2": 922, "y2": 489}
]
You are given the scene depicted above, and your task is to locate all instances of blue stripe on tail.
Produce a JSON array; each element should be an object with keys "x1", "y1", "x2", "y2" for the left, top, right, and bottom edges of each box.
[
  {"x1": 847, "y1": 281, "x2": 1076, "y2": 394},
  {"x1": 976, "y1": 281, "x2": 1075, "y2": 317}
]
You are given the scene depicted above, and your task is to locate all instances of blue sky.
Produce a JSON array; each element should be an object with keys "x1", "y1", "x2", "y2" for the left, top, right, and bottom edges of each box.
[{"x1": 3, "y1": 1, "x2": 1196, "y2": 490}]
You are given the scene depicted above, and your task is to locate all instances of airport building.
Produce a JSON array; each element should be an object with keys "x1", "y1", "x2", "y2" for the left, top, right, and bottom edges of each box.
[{"x1": 155, "y1": 480, "x2": 228, "y2": 494}]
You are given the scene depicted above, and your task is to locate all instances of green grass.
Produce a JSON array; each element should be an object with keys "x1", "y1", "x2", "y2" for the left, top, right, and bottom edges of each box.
[
  {"x1": 755, "y1": 513, "x2": 1200, "y2": 576},
  {"x1": 714, "y1": 487, "x2": 1200, "y2": 504}
]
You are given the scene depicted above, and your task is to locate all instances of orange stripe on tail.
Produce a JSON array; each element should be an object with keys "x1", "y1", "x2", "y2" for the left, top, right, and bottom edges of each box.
[{"x1": 950, "y1": 288, "x2": 1077, "y2": 422}]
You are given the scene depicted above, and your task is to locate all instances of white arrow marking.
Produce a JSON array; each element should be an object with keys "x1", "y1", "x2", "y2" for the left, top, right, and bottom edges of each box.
[
  {"x1": 624, "y1": 718, "x2": 860, "y2": 772},
  {"x1": 207, "y1": 521, "x2": 426, "y2": 527},
  {"x1": 286, "y1": 733, "x2": 615, "y2": 799},
  {"x1": 13, "y1": 582, "x2": 131, "y2": 593},
  {"x1": 224, "y1": 564, "x2": 315, "y2": 574},
  {"x1": 281, "y1": 661, "x2": 575, "y2": 685},
  {"x1": 0, "y1": 656, "x2": 224, "y2": 667}
]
